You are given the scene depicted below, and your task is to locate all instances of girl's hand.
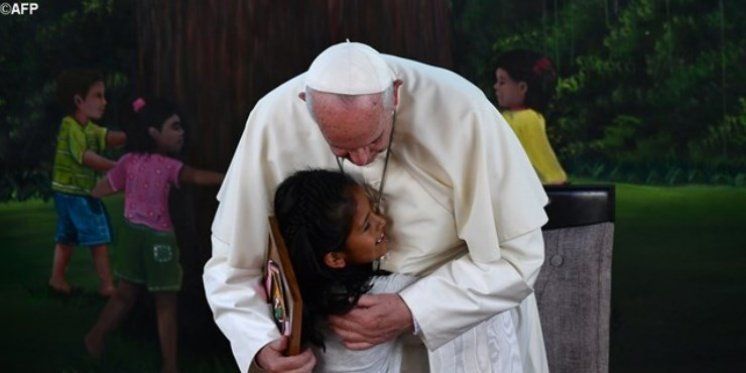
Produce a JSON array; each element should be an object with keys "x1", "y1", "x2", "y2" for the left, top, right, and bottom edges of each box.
[
  {"x1": 91, "y1": 176, "x2": 116, "y2": 198},
  {"x1": 105, "y1": 130, "x2": 126, "y2": 149},
  {"x1": 82, "y1": 150, "x2": 116, "y2": 172},
  {"x1": 255, "y1": 336, "x2": 316, "y2": 373},
  {"x1": 179, "y1": 165, "x2": 224, "y2": 186}
]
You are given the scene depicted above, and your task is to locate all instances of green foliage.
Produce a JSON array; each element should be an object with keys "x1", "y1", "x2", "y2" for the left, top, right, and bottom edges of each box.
[
  {"x1": 2, "y1": 0, "x2": 745, "y2": 200},
  {"x1": 455, "y1": 0, "x2": 746, "y2": 185},
  {"x1": 0, "y1": 0, "x2": 134, "y2": 201},
  {"x1": 690, "y1": 97, "x2": 746, "y2": 173}
]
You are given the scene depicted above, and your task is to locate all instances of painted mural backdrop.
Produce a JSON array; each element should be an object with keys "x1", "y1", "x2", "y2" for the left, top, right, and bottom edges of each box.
[{"x1": 1, "y1": 0, "x2": 744, "y2": 203}]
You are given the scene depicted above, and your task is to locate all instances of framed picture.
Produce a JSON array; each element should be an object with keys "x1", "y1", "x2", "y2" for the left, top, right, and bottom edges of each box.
[{"x1": 264, "y1": 216, "x2": 303, "y2": 355}]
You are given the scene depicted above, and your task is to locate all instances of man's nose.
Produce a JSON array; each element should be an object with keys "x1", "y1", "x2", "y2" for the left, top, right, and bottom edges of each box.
[{"x1": 349, "y1": 147, "x2": 372, "y2": 166}]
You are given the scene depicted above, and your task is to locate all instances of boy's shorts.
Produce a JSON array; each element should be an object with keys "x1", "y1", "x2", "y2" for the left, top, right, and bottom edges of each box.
[
  {"x1": 116, "y1": 221, "x2": 182, "y2": 292},
  {"x1": 54, "y1": 192, "x2": 112, "y2": 246}
]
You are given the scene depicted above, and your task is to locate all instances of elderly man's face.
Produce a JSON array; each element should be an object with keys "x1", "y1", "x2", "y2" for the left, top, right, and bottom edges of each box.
[{"x1": 303, "y1": 90, "x2": 395, "y2": 166}]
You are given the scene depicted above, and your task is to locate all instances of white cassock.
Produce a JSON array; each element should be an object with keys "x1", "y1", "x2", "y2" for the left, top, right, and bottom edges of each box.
[{"x1": 203, "y1": 55, "x2": 550, "y2": 373}]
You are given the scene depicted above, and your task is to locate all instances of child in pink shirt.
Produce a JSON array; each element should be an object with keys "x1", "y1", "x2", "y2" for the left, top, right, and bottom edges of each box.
[
  {"x1": 85, "y1": 97, "x2": 223, "y2": 373},
  {"x1": 107, "y1": 152, "x2": 183, "y2": 232}
]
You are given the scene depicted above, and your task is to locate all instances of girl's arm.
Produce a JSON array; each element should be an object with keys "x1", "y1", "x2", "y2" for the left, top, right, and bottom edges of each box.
[
  {"x1": 83, "y1": 150, "x2": 117, "y2": 172},
  {"x1": 179, "y1": 165, "x2": 224, "y2": 186},
  {"x1": 91, "y1": 177, "x2": 118, "y2": 198},
  {"x1": 106, "y1": 130, "x2": 127, "y2": 149}
]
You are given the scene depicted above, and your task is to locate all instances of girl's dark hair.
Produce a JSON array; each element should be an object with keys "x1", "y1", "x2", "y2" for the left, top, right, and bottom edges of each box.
[
  {"x1": 56, "y1": 69, "x2": 103, "y2": 115},
  {"x1": 273, "y1": 169, "x2": 373, "y2": 349},
  {"x1": 496, "y1": 49, "x2": 557, "y2": 113},
  {"x1": 124, "y1": 97, "x2": 178, "y2": 154}
]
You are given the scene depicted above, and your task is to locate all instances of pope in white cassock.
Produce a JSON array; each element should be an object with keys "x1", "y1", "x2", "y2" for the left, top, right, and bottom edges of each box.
[{"x1": 203, "y1": 41, "x2": 550, "y2": 373}]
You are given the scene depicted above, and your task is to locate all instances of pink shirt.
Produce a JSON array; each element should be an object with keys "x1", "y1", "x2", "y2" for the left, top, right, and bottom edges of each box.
[{"x1": 107, "y1": 153, "x2": 183, "y2": 232}]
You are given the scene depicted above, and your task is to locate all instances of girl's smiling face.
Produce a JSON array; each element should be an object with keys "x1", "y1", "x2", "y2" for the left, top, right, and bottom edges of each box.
[{"x1": 342, "y1": 185, "x2": 389, "y2": 265}]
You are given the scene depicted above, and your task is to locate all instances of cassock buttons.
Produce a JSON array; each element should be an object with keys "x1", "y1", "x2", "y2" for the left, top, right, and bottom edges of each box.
[{"x1": 550, "y1": 254, "x2": 564, "y2": 267}]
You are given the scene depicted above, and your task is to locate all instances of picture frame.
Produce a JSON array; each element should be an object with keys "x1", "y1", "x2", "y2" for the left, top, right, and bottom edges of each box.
[{"x1": 264, "y1": 216, "x2": 303, "y2": 356}]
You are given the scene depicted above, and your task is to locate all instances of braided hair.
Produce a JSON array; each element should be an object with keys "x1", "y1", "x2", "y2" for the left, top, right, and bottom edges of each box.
[
  {"x1": 273, "y1": 169, "x2": 374, "y2": 349},
  {"x1": 496, "y1": 49, "x2": 558, "y2": 114}
]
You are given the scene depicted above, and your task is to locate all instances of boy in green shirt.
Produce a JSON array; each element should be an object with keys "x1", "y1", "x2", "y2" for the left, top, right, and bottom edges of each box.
[{"x1": 50, "y1": 69, "x2": 126, "y2": 296}]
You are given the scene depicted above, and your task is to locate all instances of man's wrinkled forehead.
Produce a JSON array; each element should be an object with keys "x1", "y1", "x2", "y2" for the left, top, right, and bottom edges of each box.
[{"x1": 315, "y1": 105, "x2": 384, "y2": 149}]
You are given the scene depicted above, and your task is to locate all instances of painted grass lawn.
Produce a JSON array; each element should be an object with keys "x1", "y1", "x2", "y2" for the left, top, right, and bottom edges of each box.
[
  {"x1": 1, "y1": 184, "x2": 745, "y2": 372},
  {"x1": 0, "y1": 196, "x2": 235, "y2": 372}
]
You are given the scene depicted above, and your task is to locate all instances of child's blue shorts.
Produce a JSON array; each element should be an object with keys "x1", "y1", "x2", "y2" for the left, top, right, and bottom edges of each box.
[{"x1": 54, "y1": 192, "x2": 112, "y2": 247}]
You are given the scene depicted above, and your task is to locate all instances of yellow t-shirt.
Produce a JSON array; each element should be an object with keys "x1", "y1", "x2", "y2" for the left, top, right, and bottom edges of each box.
[{"x1": 502, "y1": 109, "x2": 567, "y2": 185}]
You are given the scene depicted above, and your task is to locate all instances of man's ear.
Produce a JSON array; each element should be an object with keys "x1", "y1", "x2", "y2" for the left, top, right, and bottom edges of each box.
[
  {"x1": 323, "y1": 252, "x2": 347, "y2": 269},
  {"x1": 392, "y1": 79, "x2": 403, "y2": 107},
  {"x1": 73, "y1": 94, "x2": 83, "y2": 108}
]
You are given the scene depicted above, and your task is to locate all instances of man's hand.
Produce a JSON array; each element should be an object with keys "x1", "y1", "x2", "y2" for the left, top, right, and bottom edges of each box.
[
  {"x1": 255, "y1": 336, "x2": 316, "y2": 373},
  {"x1": 328, "y1": 293, "x2": 413, "y2": 350}
]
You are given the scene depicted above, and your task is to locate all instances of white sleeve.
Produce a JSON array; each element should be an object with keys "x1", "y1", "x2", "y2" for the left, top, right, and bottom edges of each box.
[
  {"x1": 202, "y1": 75, "x2": 335, "y2": 372},
  {"x1": 400, "y1": 228, "x2": 545, "y2": 350},
  {"x1": 203, "y1": 236, "x2": 280, "y2": 372}
]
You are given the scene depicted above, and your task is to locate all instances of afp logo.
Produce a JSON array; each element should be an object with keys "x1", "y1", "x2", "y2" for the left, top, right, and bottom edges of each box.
[{"x1": 0, "y1": 3, "x2": 39, "y2": 15}]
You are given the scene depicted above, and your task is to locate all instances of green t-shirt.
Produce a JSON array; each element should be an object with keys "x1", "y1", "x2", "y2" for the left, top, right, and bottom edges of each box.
[{"x1": 51, "y1": 116, "x2": 108, "y2": 195}]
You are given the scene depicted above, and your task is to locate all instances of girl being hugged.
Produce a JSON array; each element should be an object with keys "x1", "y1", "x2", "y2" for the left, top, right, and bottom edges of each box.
[
  {"x1": 264, "y1": 169, "x2": 522, "y2": 373},
  {"x1": 85, "y1": 97, "x2": 223, "y2": 373},
  {"x1": 269, "y1": 169, "x2": 403, "y2": 372},
  {"x1": 494, "y1": 49, "x2": 568, "y2": 185}
]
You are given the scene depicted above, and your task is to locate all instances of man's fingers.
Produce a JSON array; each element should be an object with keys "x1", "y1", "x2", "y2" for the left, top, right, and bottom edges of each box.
[
  {"x1": 257, "y1": 337, "x2": 317, "y2": 373},
  {"x1": 344, "y1": 341, "x2": 375, "y2": 351},
  {"x1": 330, "y1": 324, "x2": 368, "y2": 343},
  {"x1": 329, "y1": 314, "x2": 379, "y2": 341},
  {"x1": 328, "y1": 293, "x2": 411, "y2": 349},
  {"x1": 267, "y1": 349, "x2": 315, "y2": 372},
  {"x1": 331, "y1": 321, "x2": 397, "y2": 347},
  {"x1": 290, "y1": 350, "x2": 317, "y2": 373},
  {"x1": 331, "y1": 306, "x2": 376, "y2": 329},
  {"x1": 269, "y1": 335, "x2": 288, "y2": 352},
  {"x1": 328, "y1": 313, "x2": 362, "y2": 331},
  {"x1": 355, "y1": 294, "x2": 379, "y2": 307}
]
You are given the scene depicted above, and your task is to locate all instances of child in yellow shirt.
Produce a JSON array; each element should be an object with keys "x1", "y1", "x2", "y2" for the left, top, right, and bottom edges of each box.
[{"x1": 494, "y1": 50, "x2": 567, "y2": 185}]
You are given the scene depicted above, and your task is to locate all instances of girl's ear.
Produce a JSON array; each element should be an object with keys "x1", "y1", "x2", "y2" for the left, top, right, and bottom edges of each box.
[
  {"x1": 518, "y1": 81, "x2": 528, "y2": 95},
  {"x1": 147, "y1": 126, "x2": 160, "y2": 139},
  {"x1": 323, "y1": 252, "x2": 347, "y2": 269}
]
